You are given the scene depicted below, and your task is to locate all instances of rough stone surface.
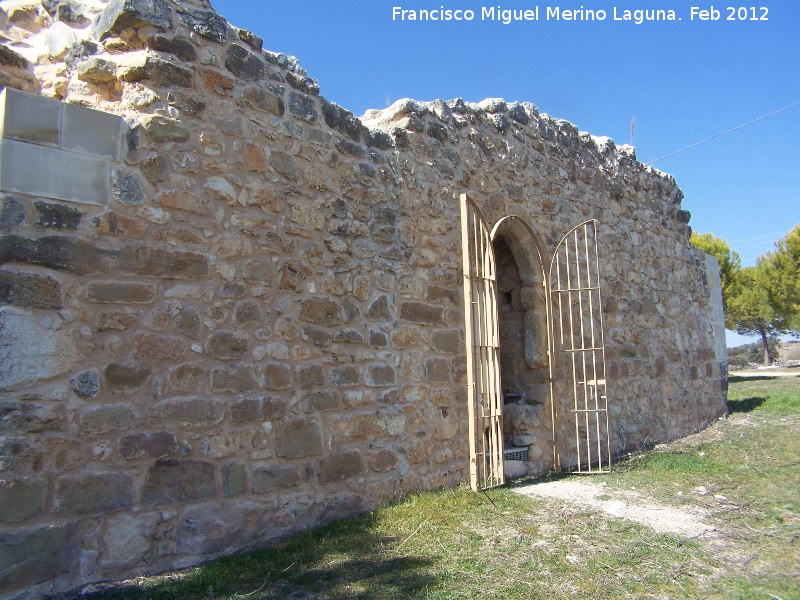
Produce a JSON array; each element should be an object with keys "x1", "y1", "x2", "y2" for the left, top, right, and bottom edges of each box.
[
  {"x1": 276, "y1": 418, "x2": 323, "y2": 458},
  {"x1": 0, "y1": 307, "x2": 79, "y2": 390},
  {"x1": 119, "y1": 431, "x2": 177, "y2": 458},
  {"x1": 318, "y1": 451, "x2": 364, "y2": 484},
  {"x1": 34, "y1": 201, "x2": 82, "y2": 230},
  {"x1": 141, "y1": 460, "x2": 216, "y2": 505},
  {"x1": 0, "y1": 3, "x2": 727, "y2": 597},
  {"x1": 54, "y1": 472, "x2": 134, "y2": 515},
  {"x1": 0, "y1": 477, "x2": 47, "y2": 522},
  {"x1": 0, "y1": 524, "x2": 78, "y2": 590},
  {"x1": 0, "y1": 270, "x2": 63, "y2": 309},
  {"x1": 70, "y1": 369, "x2": 100, "y2": 398},
  {"x1": 93, "y1": 0, "x2": 174, "y2": 39}
]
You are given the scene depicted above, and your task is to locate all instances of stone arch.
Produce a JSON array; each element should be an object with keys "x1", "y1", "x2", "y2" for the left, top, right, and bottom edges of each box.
[{"x1": 488, "y1": 215, "x2": 554, "y2": 470}]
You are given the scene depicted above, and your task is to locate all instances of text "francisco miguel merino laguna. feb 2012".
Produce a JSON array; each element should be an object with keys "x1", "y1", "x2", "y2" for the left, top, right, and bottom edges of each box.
[{"x1": 391, "y1": 6, "x2": 770, "y2": 25}]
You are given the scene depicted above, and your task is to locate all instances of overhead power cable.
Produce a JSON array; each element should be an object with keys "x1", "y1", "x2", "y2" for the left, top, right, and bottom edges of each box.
[{"x1": 647, "y1": 101, "x2": 800, "y2": 165}]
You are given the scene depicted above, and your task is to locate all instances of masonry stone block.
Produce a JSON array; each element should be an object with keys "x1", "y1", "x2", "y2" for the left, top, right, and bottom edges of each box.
[
  {"x1": 432, "y1": 329, "x2": 462, "y2": 354},
  {"x1": 105, "y1": 362, "x2": 150, "y2": 392},
  {"x1": 0, "y1": 139, "x2": 110, "y2": 206},
  {"x1": 288, "y1": 92, "x2": 318, "y2": 123},
  {"x1": 400, "y1": 302, "x2": 444, "y2": 325},
  {"x1": 175, "y1": 305, "x2": 202, "y2": 339},
  {"x1": 0, "y1": 400, "x2": 63, "y2": 434},
  {"x1": 366, "y1": 295, "x2": 392, "y2": 321},
  {"x1": 177, "y1": 7, "x2": 227, "y2": 42},
  {"x1": 137, "y1": 246, "x2": 209, "y2": 278},
  {"x1": 139, "y1": 114, "x2": 189, "y2": 142},
  {"x1": 0, "y1": 88, "x2": 60, "y2": 146},
  {"x1": 212, "y1": 365, "x2": 258, "y2": 392},
  {"x1": 298, "y1": 364, "x2": 326, "y2": 389},
  {"x1": 75, "y1": 56, "x2": 117, "y2": 85},
  {"x1": 303, "y1": 326, "x2": 330, "y2": 346},
  {"x1": 34, "y1": 200, "x2": 82, "y2": 230},
  {"x1": 54, "y1": 472, "x2": 133, "y2": 515},
  {"x1": 0, "y1": 235, "x2": 138, "y2": 275},
  {"x1": 262, "y1": 362, "x2": 292, "y2": 390},
  {"x1": 300, "y1": 297, "x2": 342, "y2": 327},
  {"x1": 370, "y1": 449, "x2": 400, "y2": 473},
  {"x1": 0, "y1": 307, "x2": 79, "y2": 391},
  {"x1": 234, "y1": 300, "x2": 262, "y2": 328},
  {"x1": 0, "y1": 194, "x2": 26, "y2": 229},
  {"x1": 252, "y1": 465, "x2": 300, "y2": 493},
  {"x1": 330, "y1": 365, "x2": 360, "y2": 387},
  {"x1": 87, "y1": 281, "x2": 156, "y2": 304},
  {"x1": 243, "y1": 86, "x2": 285, "y2": 116},
  {"x1": 425, "y1": 357, "x2": 450, "y2": 383},
  {"x1": 112, "y1": 170, "x2": 146, "y2": 206},
  {"x1": 141, "y1": 459, "x2": 216, "y2": 506},
  {"x1": 0, "y1": 270, "x2": 63, "y2": 309},
  {"x1": 321, "y1": 98, "x2": 367, "y2": 142},
  {"x1": 0, "y1": 476, "x2": 47, "y2": 522},
  {"x1": 206, "y1": 330, "x2": 249, "y2": 360},
  {"x1": 369, "y1": 330, "x2": 388, "y2": 348},
  {"x1": 318, "y1": 451, "x2": 364, "y2": 484},
  {"x1": 222, "y1": 461, "x2": 247, "y2": 496},
  {"x1": 304, "y1": 390, "x2": 340, "y2": 413},
  {"x1": 149, "y1": 396, "x2": 225, "y2": 427},
  {"x1": 237, "y1": 28, "x2": 263, "y2": 51},
  {"x1": 167, "y1": 362, "x2": 207, "y2": 393},
  {"x1": 225, "y1": 44, "x2": 266, "y2": 81},
  {"x1": 70, "y1": 369, "x2": 100, "y2": 399},
  {"x1": 62, "y1": 101, "x2": 123, "y2": 160},
  {"x1": 100, "y1": 512, "x2": 151, "y2": 567},
  {"x1": 147, "y1": 34, "x2": 197, "y2": 62},
  {"x1": 366, "y1": 363, "x2": 396, "y2": 387},
  {"x1": 119, "y1": 431, "x2": 177, "y2": 459},
  {"x1": 229, "y1": 394, "x2": 287, "y2": 422},
  {"x1": 93, "y1": 0, "x2": 174, "y2": 39},
  {"x1": 134, "y1": 333, "x2": 186, "y2": 361},
  {"x1": 276, "y1": 418, "x2": 323, "y2": 458},
  {"x1": 0, "y1": 45, "x2": 30, "y2": 70},
  {"x1": 122, "y1": 56, "x2": 194, "y2": 88},
  {"x1": 0, "y1": 523, "x2": 78, "y2": 590},
  {"x1": 81, "y1": 403, "x2": 140, "y2": 433}
]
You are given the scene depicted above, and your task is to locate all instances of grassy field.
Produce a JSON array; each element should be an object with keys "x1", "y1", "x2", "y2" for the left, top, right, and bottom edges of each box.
[{"x1": 82, "y1": 375, "x2": 800, "y2": 600}]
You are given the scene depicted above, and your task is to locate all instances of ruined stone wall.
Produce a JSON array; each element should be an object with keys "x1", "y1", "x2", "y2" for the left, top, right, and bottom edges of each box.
[{"x1": 0, "y1": 0, "x2": 726, "y2": 597}]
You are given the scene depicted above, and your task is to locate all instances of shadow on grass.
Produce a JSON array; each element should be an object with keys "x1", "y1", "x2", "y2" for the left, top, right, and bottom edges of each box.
[
  {"x1": 80, "y1": 516, "x2": 437, "y2": 600},
  {"x1": 727, "y1": 395, "x2": 768, "y2": 413},
  {"x1": 728, "y1": 375, "x2": 781, "y2": 384}
]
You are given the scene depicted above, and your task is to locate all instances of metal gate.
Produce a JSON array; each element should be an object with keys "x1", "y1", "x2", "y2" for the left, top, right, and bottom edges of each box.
[
  {"x1": 549, "y1": 221, "x2": 611, "y2": 473},
  {"x1": 460, "y1": 194, "x2": 504, "y2": 491}
]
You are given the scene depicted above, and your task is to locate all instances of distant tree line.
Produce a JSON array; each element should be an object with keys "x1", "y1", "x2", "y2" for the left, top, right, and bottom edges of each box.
[{"x1": 691, "y1": 224, "x2": 800, "y2": 366}]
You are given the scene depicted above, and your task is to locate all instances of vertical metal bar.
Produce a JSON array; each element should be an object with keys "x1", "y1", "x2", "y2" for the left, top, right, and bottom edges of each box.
[
  {"x1": 573, "y1": 228, "x2": 591, "y2": 471},
  {"x1": 584, "y1": 223, "x2": 602, "y2": 470},
  {"x1": 563, "y1": 238, "x2": 582, "y2": 472},
  {"x1": 460, "y1": 195, "x2": 478, "y2": 491},
  {"x1": 592, "y1": 222, "x2": 612, "y2": 471}
]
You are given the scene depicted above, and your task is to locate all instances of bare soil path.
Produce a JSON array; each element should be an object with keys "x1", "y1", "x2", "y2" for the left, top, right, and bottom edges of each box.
[{"x1": 513, "y1": 479, "x2": 719, "y2": 539}]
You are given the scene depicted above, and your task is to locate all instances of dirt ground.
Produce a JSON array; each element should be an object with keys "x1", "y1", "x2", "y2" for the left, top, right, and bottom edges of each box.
[{"x1": 513, "y1": 478, "x2": 718, "y2": 539}]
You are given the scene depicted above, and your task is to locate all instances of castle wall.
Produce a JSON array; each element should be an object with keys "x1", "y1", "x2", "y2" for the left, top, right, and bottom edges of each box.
[{"x1": 0, "y1": 1, "x2": 727, "y2": 596}]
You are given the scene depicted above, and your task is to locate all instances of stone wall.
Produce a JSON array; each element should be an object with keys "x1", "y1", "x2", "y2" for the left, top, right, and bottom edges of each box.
[{"x1": 0, "y1": 0, "x2": 727, "y2": 597}]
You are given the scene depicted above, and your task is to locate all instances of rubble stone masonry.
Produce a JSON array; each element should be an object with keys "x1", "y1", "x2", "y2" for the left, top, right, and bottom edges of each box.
[{"x1": 0, "y1": 0, "x2": 727, "y2": 596}]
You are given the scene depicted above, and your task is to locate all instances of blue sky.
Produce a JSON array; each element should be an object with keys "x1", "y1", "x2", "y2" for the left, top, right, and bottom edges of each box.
[{"x1": 212, "y1": 1, "x2": 799, "y2": 346}]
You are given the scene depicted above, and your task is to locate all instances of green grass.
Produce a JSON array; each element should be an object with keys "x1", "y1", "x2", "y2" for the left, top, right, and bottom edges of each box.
[{"x1": 82, "y1": 376, "x2": 800, "y2": 600}]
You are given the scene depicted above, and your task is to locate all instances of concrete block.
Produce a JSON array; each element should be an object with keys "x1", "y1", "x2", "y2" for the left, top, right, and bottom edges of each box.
[
  {"x1": 0, "y1": 88, "x2": 61, "y2": 147},
  {"x1": 62, "y1": 102, "x2": 123, "y2": 160},
  {"x1": 0, "y1": 138, "x2": 109, "y2": 206}
]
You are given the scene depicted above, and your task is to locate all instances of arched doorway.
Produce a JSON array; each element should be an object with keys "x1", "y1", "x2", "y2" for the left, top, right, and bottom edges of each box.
[{"x1": 460, "y1": 194, "x2": 611, "y2": 491}]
